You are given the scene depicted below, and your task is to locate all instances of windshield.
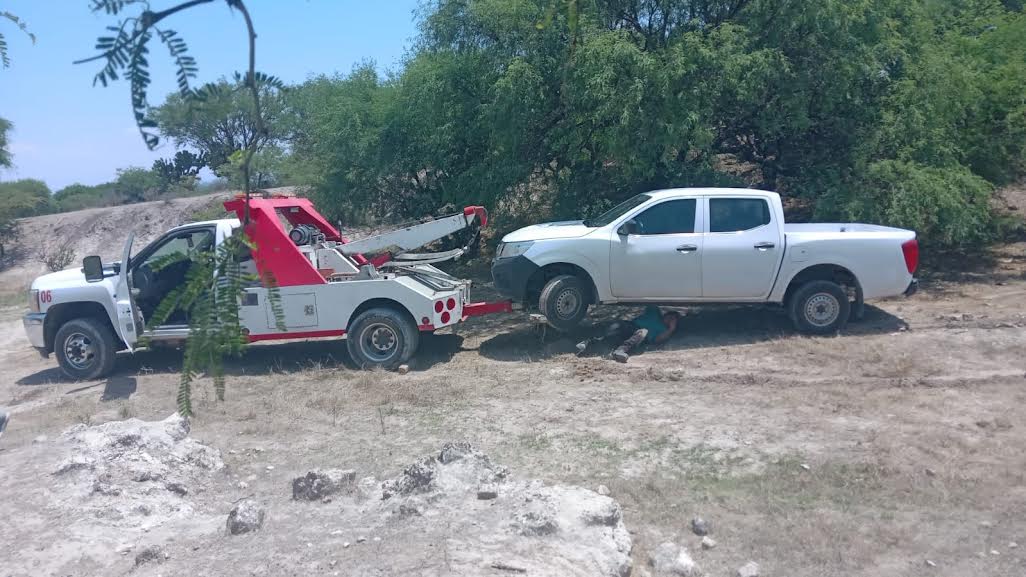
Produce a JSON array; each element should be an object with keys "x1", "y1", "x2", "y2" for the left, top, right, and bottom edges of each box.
[{"x1": 583, "y1": 194, "x2": 651, "y2": 227}]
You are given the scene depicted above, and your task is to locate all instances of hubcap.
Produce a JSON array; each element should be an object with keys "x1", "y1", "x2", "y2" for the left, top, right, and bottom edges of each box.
[
  {"x1": 805, "y1": 293, "x2": 840, "y2": 327},
  {"x1": 64, "y1": 332, "x2": 96, "y2": 370},
  {"x1": 554, "y1": 289, "x2": 580, "y2": 320},
  {"x1": 360, "y1": 323, "x2": 399, "y2": 362}
]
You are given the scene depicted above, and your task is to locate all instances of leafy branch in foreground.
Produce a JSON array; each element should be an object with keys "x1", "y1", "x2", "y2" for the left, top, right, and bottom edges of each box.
[
  {"x1": 83, "y1": 0, "x2": 285, "y2": 415},
  {"x1": 143, "y1": 233, "x2": 282, "y2": 416},
  {"x1": 1, "y1": 11, "x2": 36, "y2": 69}
]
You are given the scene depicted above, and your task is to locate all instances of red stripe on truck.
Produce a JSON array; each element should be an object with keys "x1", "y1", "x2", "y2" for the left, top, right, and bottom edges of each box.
[{"x1": 247, "y1": 329, "x2": 346, "y2": 342}]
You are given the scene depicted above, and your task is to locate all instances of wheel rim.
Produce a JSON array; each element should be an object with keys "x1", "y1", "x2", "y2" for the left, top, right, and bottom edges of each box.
[
  {"x1": 554, "y1": 288, "x2": 580, "y2": 320},
  {"x1": 804, "y1": 293, "x2": 841, "y2": 327},
  {"x1": 359, "y1": 323, "x2": 400, "y2": 363},
  {"x1": 64, "y1": 332, "x2": 96, "y2": 370}
]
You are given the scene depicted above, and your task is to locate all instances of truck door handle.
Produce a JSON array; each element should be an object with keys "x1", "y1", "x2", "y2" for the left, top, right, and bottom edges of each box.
[
  {"x1": 676, "y1": 244, "x2": 698, "y2": 253},
  {"x1": 754, "y1": 242, "x2": 775, "y2": 250}
]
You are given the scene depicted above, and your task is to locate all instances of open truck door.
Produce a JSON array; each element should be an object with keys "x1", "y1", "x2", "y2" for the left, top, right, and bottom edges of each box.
[{"x1": 114, "y1": 232, "x2": 142, "y2": 351}]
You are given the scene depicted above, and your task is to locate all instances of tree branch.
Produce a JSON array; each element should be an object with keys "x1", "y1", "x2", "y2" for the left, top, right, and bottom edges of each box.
[{"x1": 74, "y1": 0, "x2": 216, "y2": 65}]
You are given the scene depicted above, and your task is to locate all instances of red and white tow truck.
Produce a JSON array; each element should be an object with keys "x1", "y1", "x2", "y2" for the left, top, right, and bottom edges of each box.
[{"x1": 22, "y1": 195, "x2": 512, "y2": 380}]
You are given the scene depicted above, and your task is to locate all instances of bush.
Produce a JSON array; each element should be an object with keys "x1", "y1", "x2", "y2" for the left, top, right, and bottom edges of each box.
[
  {"x1": 817, "y1": 161, "x2": 995, "y2": 248},
  {"x1": 40, "y1": 245, "x2": 77, "y2": 272}
]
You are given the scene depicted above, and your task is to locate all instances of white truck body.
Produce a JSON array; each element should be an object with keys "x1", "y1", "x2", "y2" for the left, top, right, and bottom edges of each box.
[{"x1": 492, "y1": 188, "x2": 918, "y2": 332}]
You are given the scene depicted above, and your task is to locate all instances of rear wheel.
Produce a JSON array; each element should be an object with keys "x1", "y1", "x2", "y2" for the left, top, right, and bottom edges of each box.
[
  {"x1": 54, "y1": 317, "x2": 118, "y2": 380},
  {"x1": 539, "y1": 274, "x2": 589, "y2": 332},
  {"x1": 346, "y1": 307, "x2": 419, "y2": 370},
  {"x1": 789, "y1": 280, "x2": 850, "y2": 335}
]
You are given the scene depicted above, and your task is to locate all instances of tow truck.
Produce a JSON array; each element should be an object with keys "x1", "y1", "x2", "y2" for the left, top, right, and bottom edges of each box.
[{"x1": 23, "y1": 195, "x2": 512, "y2": 380}]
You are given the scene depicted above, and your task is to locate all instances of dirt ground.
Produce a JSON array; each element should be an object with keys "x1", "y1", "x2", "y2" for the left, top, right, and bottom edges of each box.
[{"x1": 1, "y1": 194, "x2": 1024, "y2": 577}]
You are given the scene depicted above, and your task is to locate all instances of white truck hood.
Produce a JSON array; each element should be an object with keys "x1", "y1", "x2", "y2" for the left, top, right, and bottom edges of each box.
[
  {"x1": 30, "y1": 263, "x2": 120, "y2": 290},
  {"x1": 502, "y1": 221, "x2": 595, "y2": 242}
]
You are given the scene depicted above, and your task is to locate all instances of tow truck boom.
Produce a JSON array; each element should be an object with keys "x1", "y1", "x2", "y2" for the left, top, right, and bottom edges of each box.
[{"x1": 339, "y1": 206, "x2": 488, "y2": 256}]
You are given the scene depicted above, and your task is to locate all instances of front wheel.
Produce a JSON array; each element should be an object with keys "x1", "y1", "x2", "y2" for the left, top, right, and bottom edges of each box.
[
  {"x1": 54, "y1": 317, "x2": 118, "y2": 380},
  {"x1": 346, "y1": 307, "x2": 419, "y2": 370},
  {"x1": 539, "y1": 274, "x2": 589, "y2": 332},
  {"x1": 789, "y1": 280, "x2": 851, "y2": 335}
]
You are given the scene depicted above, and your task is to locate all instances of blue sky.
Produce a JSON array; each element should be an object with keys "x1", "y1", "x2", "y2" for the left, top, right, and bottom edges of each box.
[{"x1": 0, "y1": 0, "x2": 422, "y2": 190}]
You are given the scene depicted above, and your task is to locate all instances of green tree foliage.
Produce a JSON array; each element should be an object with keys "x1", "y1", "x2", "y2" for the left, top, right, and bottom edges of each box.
[
  {"x1": 0, "y1": 179, "x2": 55, "y2": 217},
  {"x1": 1, "y1": 10, "x2": 35, "y2": 69},
  {"x1": 0, "y1": 116, "x2": 12, "y2": 168},
  {"x1": 283, "y1": 0, "x2": 1025, "y2": 247},
  {"x1": 152, "y1": 150, "x2": 205, "y2": 190},
  {"x1": 0, "y1": 179, "x2": 52, "y2": 260},
  {"x1": 112, "y1": 166, "x2": 162, "y2": 203},
  {"x1": 152, "y1": 75, "x2": 289, "y2": 176}
]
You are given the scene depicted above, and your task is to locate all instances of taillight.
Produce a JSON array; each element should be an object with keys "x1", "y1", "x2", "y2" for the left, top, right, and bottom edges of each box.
[
  {"x1": 901, "y1": 239, "x2": 919, "y2": 274},
  {"x1": 441, "y1": 311, "x2": 451, "y2": 324},
  {"x1": 446, "y1": 298, "x2": 456, "y2": 310},
  {"x1": 29, "y1": 290, "x2": 40, "y2": 313},
  {"x1": 434, "y1": 301, "x2": 444, "y2": 313}
]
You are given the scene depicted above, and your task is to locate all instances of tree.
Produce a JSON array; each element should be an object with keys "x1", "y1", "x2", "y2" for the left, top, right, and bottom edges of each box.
[
  {"x1": 152, "y1": 150, "x2": 205, "y2": 190},
  {"x1": 152, "y1": 75, "x2": 289, "y2": 176},
  {"x1": 112, "y1": 167, "x2": 162, "y2": 203},
  {"x1": 0, "y1": 116, "x2": 11, "y2": 169},
  {"x1": 0, "y1": 179, "x2": 51, "y2": 262}
]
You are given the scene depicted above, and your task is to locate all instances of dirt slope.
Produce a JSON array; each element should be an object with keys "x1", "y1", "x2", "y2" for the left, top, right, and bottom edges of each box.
[{"x1": 1, "y1": 192, "x2": 232, "y2": 292}]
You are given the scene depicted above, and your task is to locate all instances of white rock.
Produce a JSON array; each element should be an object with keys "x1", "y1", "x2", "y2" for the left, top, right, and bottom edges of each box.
[
  {"x1": 373, "y1": 537, "x2": 381, "y2": 542},
  {"x1": 925, "y1": 559, "x2": 936, "y2": 567},
  {"x1": 357, "y1": 536, "x2": 366, "y2": 543},
  {"x1": 990, "y1": 549, "x2": 1000, "y2": 556},
  {"x1": 649, "y1": 542, "x2": 699, "y2": 576},
  {"x1": 737, "y1": 561, "x2": 759, "y2": 577},
  {"x1": 597, "y1": 485, "x2": 611, "y2": 496},
  {"x1": 1008, "y1": 542, "x2": 1018, "y2": 549},
  {"x1": 343, "y1": 542, "x2": 351, "y2": 548},
  {"x1": 266, "y1": 465, "x2": 275, "y2": 471},
  {"x1": 701, "y1": 536, "x2": 717, "y2": 550},
  {"x1": 799, "y1": 463, "x2": 811, "y2": 471}
]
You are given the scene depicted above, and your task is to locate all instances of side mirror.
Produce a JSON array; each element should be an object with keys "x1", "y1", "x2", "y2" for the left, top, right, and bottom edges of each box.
[
  {"x1": 618, "y1": 219, "x2": 640, "y2": 236},
  {"x1": 82, "y1": 256, "x2": 104, "y2": 282}
]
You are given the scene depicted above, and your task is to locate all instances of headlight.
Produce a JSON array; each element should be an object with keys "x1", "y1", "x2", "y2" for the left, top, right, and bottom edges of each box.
[
  {"x1": 29, "y1": 289, "x2": 40, "y2": 313},
  {"x1": 496, "y1": 241, "x2": 534, "y2": 259}
]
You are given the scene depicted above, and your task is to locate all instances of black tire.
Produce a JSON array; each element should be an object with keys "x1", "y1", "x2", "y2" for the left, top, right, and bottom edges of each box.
[
  {"x1": 539, "y1": 274, "x2": 589, "y2": 332},
  {"x1": 346, "y1": 307, "x2": 419, "y2": 370},
  {"x1": 789, "y1": 280, "x2": 851, "y2": 335},
  {"x1": 54, "y1": 317, "x2": 118, "y2": 380}
]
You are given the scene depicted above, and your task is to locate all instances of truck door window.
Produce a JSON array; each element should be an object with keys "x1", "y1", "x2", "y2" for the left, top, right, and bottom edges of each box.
[
  {"x1": 709, "y1": 198, "x2": 771, "y2": 233},
  {"x1": 633, "y1": 199, "x2": 697, "y2": 235}
]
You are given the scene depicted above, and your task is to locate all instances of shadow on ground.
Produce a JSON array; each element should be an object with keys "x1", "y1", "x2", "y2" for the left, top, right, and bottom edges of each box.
[
  {"x1": 478, "y1": 303, "x2": 908, "y2": 363},
  {"x1": 16, "y1": 332, "x2": 466, "y2": 386}
]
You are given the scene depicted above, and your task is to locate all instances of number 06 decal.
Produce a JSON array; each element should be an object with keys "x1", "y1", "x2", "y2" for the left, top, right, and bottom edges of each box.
[{"x1": 40, "y1": 290, "x2": 53, "y2": 303}]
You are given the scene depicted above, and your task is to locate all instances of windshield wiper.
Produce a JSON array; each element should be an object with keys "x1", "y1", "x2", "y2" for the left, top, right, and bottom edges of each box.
[{"x1": 582, "y1": 219, "x2": 594, "y2": 227}]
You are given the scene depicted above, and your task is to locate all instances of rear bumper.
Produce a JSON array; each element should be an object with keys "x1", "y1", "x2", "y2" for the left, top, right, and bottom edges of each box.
[
  {"x1": 491, "y1": 255, "x2": 539, "y2": 303},
  {"x1": 904, "y1": 278, "x2": 919, "y2": 297},
  {"x1": 23, "y1": 312, "x2": 46, "y2": 352}
]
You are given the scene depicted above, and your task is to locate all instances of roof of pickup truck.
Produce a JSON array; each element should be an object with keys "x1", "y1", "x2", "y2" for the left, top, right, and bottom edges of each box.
[{"x1": 646, "y1": 187, "x2": 779, "y2": 199}]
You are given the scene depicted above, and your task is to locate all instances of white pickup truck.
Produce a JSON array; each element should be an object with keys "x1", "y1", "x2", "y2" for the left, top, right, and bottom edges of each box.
[{"x1": 491, "y1": 188, "x2": 919, "y2": 333}]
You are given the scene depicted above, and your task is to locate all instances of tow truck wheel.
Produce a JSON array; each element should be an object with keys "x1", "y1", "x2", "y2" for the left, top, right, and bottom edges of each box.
[
  {"x1": 54, "y1": 317, "x2": 118, "y2": 381},
  {"x1": 347, "y1": 307, "x2": 420, "y2": 370},
  {"x1": 789, "y1": 280, "x2": 851, "y2": 335},
  {"x1": 539, "y1": 274, "x2": 589, "y2": 332}
]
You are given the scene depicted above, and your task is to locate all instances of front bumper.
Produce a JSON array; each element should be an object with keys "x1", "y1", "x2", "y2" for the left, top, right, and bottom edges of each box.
[
  {"x1": 23, "y1": 312, "x2": 46, "y2": 352},
  {"x1": 904, "y1": 278, "x2": 919, "y2": 296},
  {"x1": 491, "y1": 255, "x2": 540, "y2": 302}
]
